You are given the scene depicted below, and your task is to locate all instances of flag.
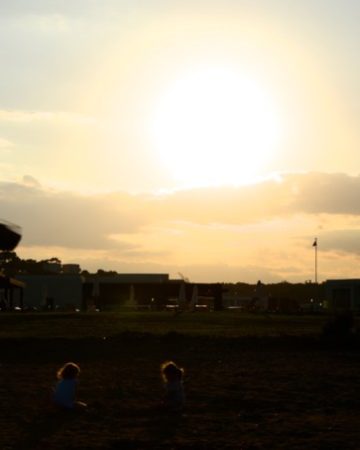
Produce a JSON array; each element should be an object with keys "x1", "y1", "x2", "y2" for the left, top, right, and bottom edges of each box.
[{"x1": 313, "y1": 238, "x2": 317, "y2": 247}]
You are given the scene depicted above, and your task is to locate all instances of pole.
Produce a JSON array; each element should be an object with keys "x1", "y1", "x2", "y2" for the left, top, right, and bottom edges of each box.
[{"x1": 313, "y1": 238, "x2": 318, "y2": 284}]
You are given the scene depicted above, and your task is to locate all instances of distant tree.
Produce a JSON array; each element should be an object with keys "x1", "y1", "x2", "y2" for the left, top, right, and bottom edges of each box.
[
  {"x1": 0, "y1": 252, "x2": 66, "y2": 276},
  {"x1": 45, "y1": 257, "x2": 62, "y2": 264},
  {"x1": 22, "y1": 259, "x2": 45, "y2": 275},
  {"x1": 0, "y1": 251, "x2": 21, "y2": 276},
  {"x1": 96, "y1": 269, "x2": 119, "y2": 276},
  {"x1": 0, "y1": 251, "x2": 19, "y2": 265}
]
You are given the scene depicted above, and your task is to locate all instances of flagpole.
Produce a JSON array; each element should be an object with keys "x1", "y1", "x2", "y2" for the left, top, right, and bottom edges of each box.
[{"x1": 313, "y1": 238, "x2": 318, "y2": 284}]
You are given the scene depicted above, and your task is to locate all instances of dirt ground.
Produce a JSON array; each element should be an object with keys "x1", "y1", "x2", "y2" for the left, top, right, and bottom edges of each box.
[{"x1": 0, "y1": 314, "x2": 359, "y2": 449}]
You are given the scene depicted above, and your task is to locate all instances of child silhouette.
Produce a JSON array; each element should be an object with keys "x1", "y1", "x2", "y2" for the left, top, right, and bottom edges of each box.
[
  {"x1": 161, "y1": 361, "x2": 185, "y2": 412},
  {"x1": 53, "y1": 362, "x2": 87, "y2": 410}
]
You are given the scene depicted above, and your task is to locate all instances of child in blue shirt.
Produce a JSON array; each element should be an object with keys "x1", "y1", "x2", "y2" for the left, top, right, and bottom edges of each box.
[{"x1": 53, "y1": 362, "x2": 87, "y2": 410}]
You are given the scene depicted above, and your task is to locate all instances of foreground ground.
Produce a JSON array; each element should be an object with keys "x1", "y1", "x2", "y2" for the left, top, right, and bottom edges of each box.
[{"x1": 0, "y1": 312, "x2": 359, "y2": 449}]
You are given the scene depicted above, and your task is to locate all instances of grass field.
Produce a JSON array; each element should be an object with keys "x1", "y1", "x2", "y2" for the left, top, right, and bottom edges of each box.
[{"x1": 0, "y1": 311, "x2": 359, "y2": 449}]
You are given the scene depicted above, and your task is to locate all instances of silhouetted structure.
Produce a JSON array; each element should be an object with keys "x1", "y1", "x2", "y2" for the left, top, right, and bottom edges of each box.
[
  {"x1": 83, "y1": 275, "x2": 224, "y2": 311},
  {"x1": 16, "y1": 274, "x2": 83, "y2": 310},
  {"x1": 0, "y1": 274, "x2": 25, "y2": 310},
  {"x1": 325, "y1": 279, "x2": 360, "y2": 312},
  {"x1": 0, "y1": 221, "x2": 22, "y2": 251}
]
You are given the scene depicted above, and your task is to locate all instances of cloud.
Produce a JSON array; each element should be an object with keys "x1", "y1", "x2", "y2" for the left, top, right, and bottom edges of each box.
[
  {"x1": 147, "y1": 172, "x2": 360, "y2": 225},
  {"x1": 0, "y1": 1, "x2": 136, "y2": 23},
  {"x1": 22, "y1": 175, "x2": 41, "y2": 188},
  {"x1": 0, "y1": 181, "x2": 147, "y2": 250},
  {"x1": 2, "y1": 171, "x2": 360, "y2": 254},
  {"x1": 0, "y1": 109, "x2": 96, "y2": 125},
  {"x1": 0, "y1": 1, "x2": 135, "y2": 13},
  {"x1": 0, "y1": 137, "x2": 14, "y2": 149},
  {"x1": 2, "y1": 171, "x2": 360, "y2": 282},
  {"x1": 287, "y1": 172, "x2": 360, "y2": 215},
  {"x1": 17, "y1": 13, "x2": 70, "y2": 33},
  {"x1": 318, "y1": 229, "x2": 360, "y2": 256}
]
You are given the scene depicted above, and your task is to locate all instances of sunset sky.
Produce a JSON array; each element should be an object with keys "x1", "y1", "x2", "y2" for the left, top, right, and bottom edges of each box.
[{"x1": 1, "y1": 0, "x2": 360, "y2": 283}]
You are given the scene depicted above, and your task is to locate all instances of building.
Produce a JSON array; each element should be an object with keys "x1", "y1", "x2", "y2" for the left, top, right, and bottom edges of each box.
[
  {"x1": 0, "y1": 274, "x2": 25, "y2": 310},
  {"x1": 83, "y1": 273, "x2": 169, "y2": 309},
  {"x1": 16, "y1": 274, "x2": 84, "y2": 310},
  {"x1": 62, "y1": 264, "x2": 81, "y2": 274},
  {"x1": 83, "y1": 275, "x2": 224, "y2": 311},
  {"x1": 223, "y1": 294, "x2": 252, "y2": 309},
  {"x1": 324, "y1": 279, "x2": 360, "y2": 312},
  {"x1": 7, "y1": 272, "x2": 224, "y2": 312}
]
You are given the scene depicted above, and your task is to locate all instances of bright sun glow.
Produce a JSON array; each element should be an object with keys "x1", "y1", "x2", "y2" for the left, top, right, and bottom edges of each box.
[{"x1": 150, "y1": 68, "x2": 282, "y2": 187}]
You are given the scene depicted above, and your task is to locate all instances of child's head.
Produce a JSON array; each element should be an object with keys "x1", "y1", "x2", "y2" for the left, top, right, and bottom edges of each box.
[
  {"x1": 161, "y1": 361, "x2": 184, "y2": 383},
  {"x1": 57, "y1": 362, "x2": 80, "y2": 380}
]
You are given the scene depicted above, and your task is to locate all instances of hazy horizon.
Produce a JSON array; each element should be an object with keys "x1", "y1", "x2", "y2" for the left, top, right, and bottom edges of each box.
[{"x1": 1, "y1": 1, "x2": 360, "y2": 283}]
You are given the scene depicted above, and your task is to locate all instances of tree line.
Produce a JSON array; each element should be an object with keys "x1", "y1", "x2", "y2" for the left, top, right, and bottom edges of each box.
[{"x1": 0, "y1": 252, "x2": 119, "y2": 277}]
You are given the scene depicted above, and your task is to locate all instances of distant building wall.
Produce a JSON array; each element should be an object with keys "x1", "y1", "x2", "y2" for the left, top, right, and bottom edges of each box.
[
  {"x1": 223, "y1": 295, "x2": 252, "y2": 309},
  {"x1": 62, "y1": 264, "x2": 81, "y2": 274},
  {"x1": 89, "y1": 274, "x2": 169, "y2": 284},
  {"x1": 17, "y1": 274, "x2": 84, "y2": 309},
  {"x1": 42, "y1": 262, "x2": 62, "y2": 274},
  {"x1": 324, "y1": 279, "x2": 360, "y2": 311},
  {"x1": 83, "y1": 274, "x2": 170, "y2": 309},
  {"x1": 83, "y1": 276, "x2": 223, "y2": 311}
]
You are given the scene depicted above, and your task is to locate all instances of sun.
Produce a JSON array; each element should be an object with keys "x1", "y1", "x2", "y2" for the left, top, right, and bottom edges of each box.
[{"x1": 149, "y1": 67, "x2": 282, "y2": 187}]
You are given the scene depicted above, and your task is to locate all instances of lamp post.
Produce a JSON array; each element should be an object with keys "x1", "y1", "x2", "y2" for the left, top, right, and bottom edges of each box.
[{"x1": 313, "y1": 238, "x2": 318, "y2": 284}]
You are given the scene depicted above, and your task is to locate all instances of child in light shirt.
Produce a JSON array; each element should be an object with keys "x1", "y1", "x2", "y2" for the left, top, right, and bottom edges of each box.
[{"x1": 161, "y1": 361, "x2": 185, "y2": 411}]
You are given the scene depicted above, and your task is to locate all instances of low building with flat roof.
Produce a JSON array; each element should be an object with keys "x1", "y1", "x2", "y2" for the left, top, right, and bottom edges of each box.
[
  {"x1": 0, "y1": 274, "x2": 25, "y2": 310},
  {"x1": 324, "y1": 279, "x2": 360, "y2": 312},
  {"x1": 17, "y1": 274, "x2": 84, "y2": 310}
]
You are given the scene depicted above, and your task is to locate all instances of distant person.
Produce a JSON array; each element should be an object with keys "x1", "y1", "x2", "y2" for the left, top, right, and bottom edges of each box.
[
  {"x1": 53, "y1": 362, "x2": 87, "y2": 410},
  {"x1": 161, "y1": 361, "x2": 185, "y2": 412}
]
